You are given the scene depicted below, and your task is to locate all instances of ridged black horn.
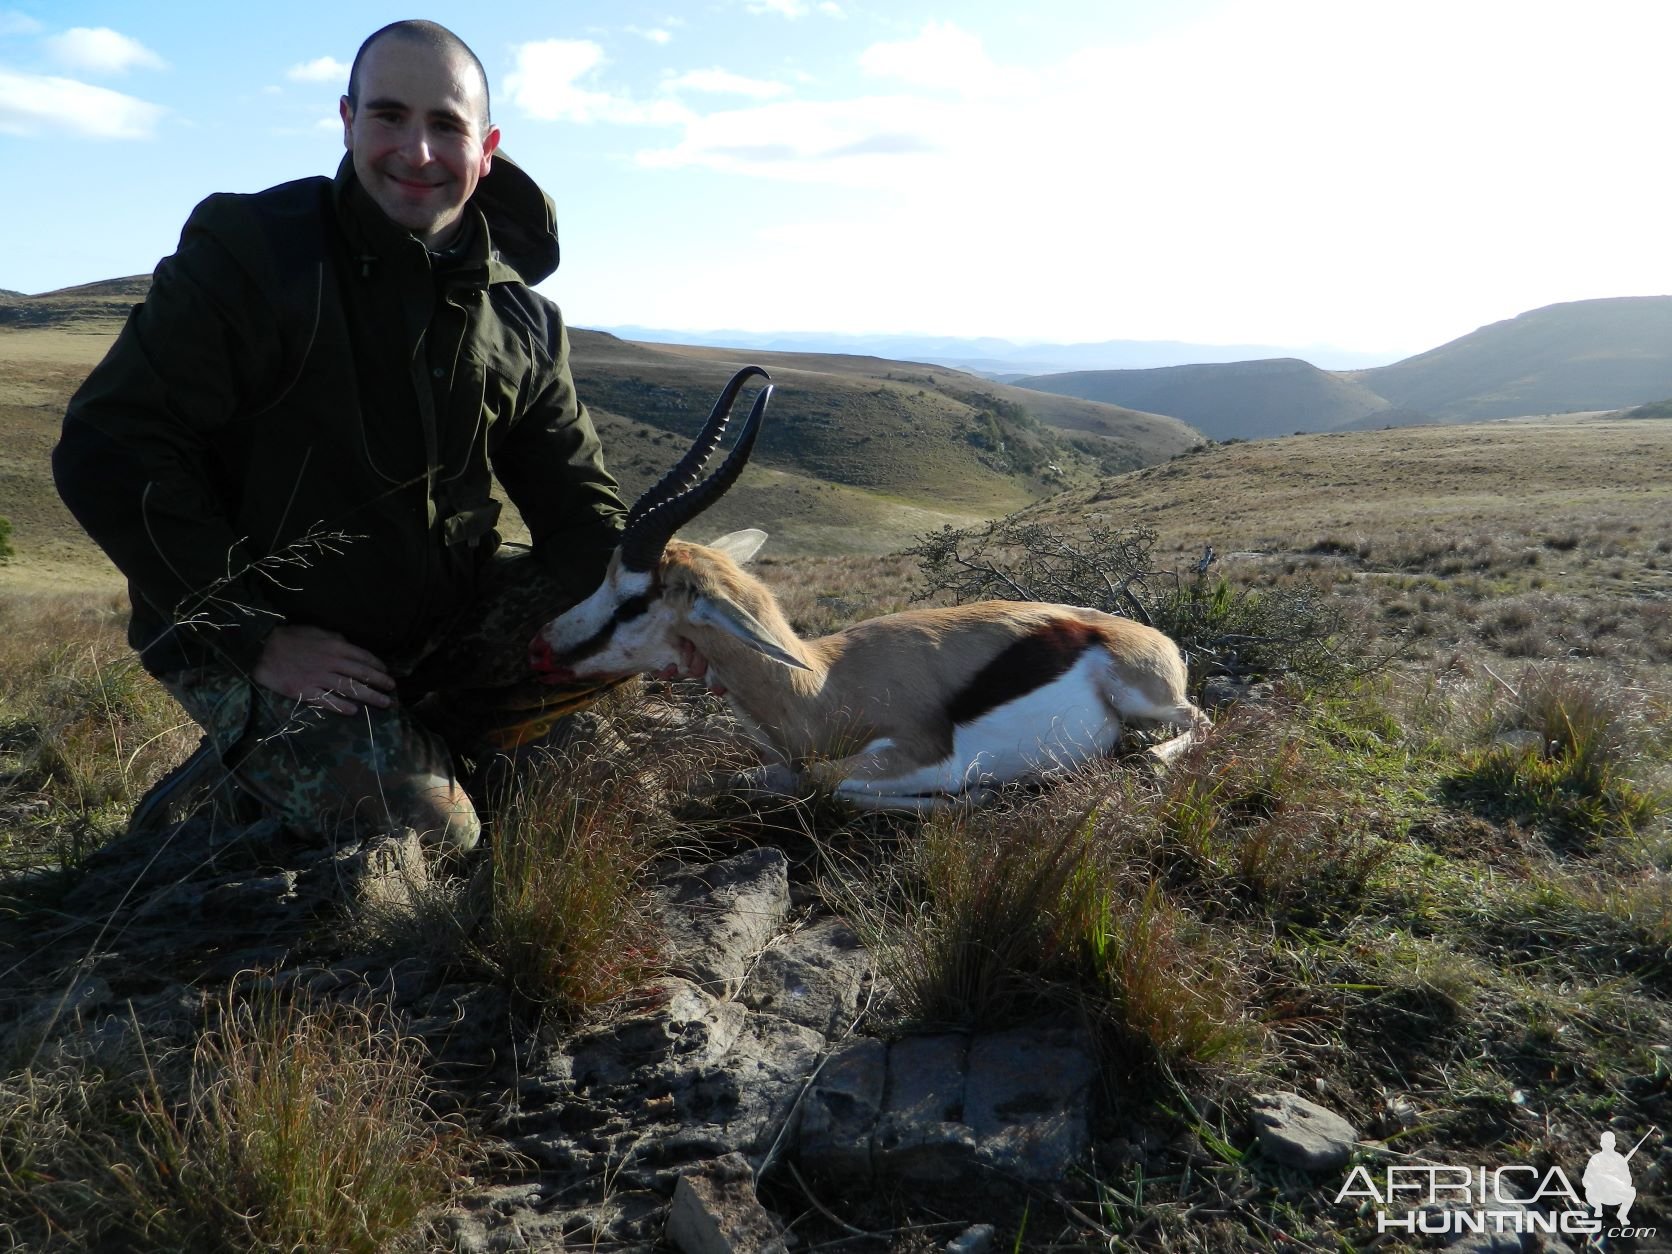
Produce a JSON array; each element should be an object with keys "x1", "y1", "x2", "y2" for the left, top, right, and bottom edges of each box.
[
  {"x1": 625, "y1": 366, "x2": 770, "y2": 531},
  {"x1": 619, "y1": 367, "x2": 773, "y2": 572}
]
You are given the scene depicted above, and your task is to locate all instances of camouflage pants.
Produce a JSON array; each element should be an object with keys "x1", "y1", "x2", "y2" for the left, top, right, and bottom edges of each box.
[{"x1": 161, "y1": 546, "x2": 621, "y2": 851}]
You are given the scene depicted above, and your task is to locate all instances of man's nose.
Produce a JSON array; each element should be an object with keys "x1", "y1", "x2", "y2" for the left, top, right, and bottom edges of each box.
[{"x1": 398, "y1": 123, "x2": 435, "y2": 164}]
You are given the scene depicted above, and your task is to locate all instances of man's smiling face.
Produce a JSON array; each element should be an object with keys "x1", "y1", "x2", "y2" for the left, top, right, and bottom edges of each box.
[{"x1": 340, "y1": 36, "x2": 500, "y2": 249}]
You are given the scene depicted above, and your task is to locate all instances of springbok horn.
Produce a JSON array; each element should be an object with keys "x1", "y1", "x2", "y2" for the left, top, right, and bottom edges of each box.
[
  {"x1": 625, "y1": 366, "x2": 771, "y2": 531},
  {"x1": 619, "y1": 373, "x2": 773, "y2": 572}
]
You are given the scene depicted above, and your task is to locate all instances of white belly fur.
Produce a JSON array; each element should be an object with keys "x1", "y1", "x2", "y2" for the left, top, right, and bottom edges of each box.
[{"x1": 834, "y1": 652, "x2": 1121, "y2": 802}]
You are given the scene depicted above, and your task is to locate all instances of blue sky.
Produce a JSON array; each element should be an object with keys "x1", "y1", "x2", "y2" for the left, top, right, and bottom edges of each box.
[{"x1": 4, "y1": 0, "x2": 1671, "y2": 358}]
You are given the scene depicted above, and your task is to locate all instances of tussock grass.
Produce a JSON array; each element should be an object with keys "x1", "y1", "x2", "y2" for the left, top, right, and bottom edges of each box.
[
  {"x1": 859, "y1": 812, "x2": 1097, "y2": 1028},
  {"x1": 1448, "y1": 664, "x2": 1665, "y2": 846},
  {"x1": 1156, "y1": 725, "x2": 1385, "y2": 912},
  {"x1": 473, "y1": 703, "x2": 702, "y2": 1016},
  {"x1": 1, "y1": 990, "x2": 469, "y2": 1252},
  {"x1": 129, "y1": 990, "x2": 468, "y2": 1252},
  {"x1": 846, "y1": 803, "x2": 1257, "y2": 1071}
]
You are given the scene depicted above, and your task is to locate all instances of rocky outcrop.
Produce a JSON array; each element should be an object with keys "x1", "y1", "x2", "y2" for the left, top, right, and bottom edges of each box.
[{"x1": 6, "y1": 827, "x2": 1105, "y2": 1252}]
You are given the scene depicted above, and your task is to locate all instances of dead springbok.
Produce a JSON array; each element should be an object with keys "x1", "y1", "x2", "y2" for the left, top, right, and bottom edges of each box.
[{"x1": 530, "y1": 366, "x2": 1209, "y2": 809}]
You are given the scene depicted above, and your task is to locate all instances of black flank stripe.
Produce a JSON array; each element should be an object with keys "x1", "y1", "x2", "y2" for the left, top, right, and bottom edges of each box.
[{"x1": 946, "y1": 620, "x2": 1100, "y2": 727}]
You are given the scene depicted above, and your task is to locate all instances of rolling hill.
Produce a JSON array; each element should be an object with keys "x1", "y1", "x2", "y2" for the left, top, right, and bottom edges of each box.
[
  {"x1": 1350, "y1": 295, "x2": 1672, "y2": 421},
  {"x1": 1013, "y1": 357, "x2": 1396, "y2": 440},
  {"x1": 0, "y1": 281, "x2": 1201, "y2": 584},
  {"x1": 1015, "y1": 295, "x2": 1672, "y2": 437}
]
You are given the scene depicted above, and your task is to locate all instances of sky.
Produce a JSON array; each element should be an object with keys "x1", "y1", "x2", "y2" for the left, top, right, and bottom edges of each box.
[{"x1": 4, "y1": 0, "x2": 1672, "y2": 361}]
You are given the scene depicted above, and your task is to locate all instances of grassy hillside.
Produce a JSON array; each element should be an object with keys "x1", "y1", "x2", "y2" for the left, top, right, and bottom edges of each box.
[
  {"x1": 0, "y1": 276, "x2": 147, "y2": 330},
  {"x1": 1023, "y1": 415, "x2": 1672, "y2": 680},
  {"x1": 1031, "y1": 416, "x2": 1671, "y2": 573},
  {"x1": 1353, "y1": 295, "x2": 1672, "y2": 421},
  {"x1": 1620, "y1": 397, "x2": 1672, "y2": 420},
  {"x1": 1014, "y1": 356, "x2": 1397, "y2": 440},
  {"x1": 0, "y1": 299, "x2": 1199, "y2": 583},
  {"x1": 572, "y1": 331, "x2": 1196, "y2": 495}
]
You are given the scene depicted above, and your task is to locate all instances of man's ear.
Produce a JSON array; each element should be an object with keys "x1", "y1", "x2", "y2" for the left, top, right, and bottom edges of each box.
[
  {"x1": 339, "y1": 96, "x2": 354, "y2": 150},
  {"x1": 480, "y1": 124, "x2": 501, "y2": 175}
]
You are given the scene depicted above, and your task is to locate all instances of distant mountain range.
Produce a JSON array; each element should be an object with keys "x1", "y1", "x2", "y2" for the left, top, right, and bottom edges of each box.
[
  {"x1": 1014, "y1": 296, "x2": 1672, "y2": 439},
  {"x1": 598, "y1": 326, "x2": 1399, "y2": 376}
]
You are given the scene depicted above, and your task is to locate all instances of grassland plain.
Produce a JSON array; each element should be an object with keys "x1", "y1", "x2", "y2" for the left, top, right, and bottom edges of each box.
[{"x1": 2, "y1": 313, "x2": 1670, "y2": 1249}]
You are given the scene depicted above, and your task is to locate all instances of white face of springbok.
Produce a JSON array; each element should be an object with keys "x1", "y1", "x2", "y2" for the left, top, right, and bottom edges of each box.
[
  {"x1": 529, "y1": 367, "x2": 803, "y2": 683},
  {"x1": 530, "y1": 529, "x2": 801, "y2": 682}
]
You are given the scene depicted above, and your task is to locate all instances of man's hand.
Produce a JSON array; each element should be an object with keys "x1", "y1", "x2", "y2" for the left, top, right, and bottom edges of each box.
[{"x1": 252, "y1": 624, "x2": 397, "y2": 715}]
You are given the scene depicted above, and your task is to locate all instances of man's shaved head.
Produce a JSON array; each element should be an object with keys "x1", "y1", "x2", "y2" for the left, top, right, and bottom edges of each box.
[{"x1": 346, "y1": 20, "x2": 491, "y2": 131}]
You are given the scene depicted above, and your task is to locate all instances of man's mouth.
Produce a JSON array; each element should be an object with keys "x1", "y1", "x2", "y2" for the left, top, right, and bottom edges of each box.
[{"x1": 387, "y1": 171, "x2": 446, "y2": 192}]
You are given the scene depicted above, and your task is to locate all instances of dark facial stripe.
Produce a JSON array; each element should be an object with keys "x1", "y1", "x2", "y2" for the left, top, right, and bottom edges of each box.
[
  {"x1": 614, "y1": 594, "x2": 652, "y2": 623},
  {"x1": 946, "y1": 619, "x2": 1101, "y2": 727},
  {"x1": 556, "y1": 588, "x2": 660, "y2": 666}
]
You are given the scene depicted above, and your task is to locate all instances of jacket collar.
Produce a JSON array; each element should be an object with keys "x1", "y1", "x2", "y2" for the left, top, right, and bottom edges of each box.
[{"x1": 331, "y1": 151, "x2": 559, "y2": 287}]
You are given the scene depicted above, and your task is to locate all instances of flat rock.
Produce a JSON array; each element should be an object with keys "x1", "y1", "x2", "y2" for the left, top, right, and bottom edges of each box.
[
  {"x1": 660, "y1": 848, "x2": 792, "y2": 997},
  {"x1": 667, "y1": 1153, "x2": 788, "y2": 1254},
  {"x1": 965, "y1": 1027, "x2": 1098, "y2": 1180},
  {"x1": 1249, "y1": 1091, "x2": 1358, "y2": 1173},
  {"x1": 798, "y1": 1036, "x2": 887, "y2": 1181},
  {"x1": 873, "y1": 1033, "x2": 977, "y2": 1186},
  {"x1": 740, "y1": 917, "x2": 871, "y2": 1034}
]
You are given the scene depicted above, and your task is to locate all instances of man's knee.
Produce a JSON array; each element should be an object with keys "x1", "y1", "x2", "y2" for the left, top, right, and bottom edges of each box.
[{"x1": 405, "y1": 771, "x2": 481, "y2": 852}]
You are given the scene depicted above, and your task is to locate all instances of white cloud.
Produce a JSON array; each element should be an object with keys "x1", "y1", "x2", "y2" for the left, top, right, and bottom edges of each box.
[
  {"x1": 744, "y1": 0, "x2": 842, "y2": 17},
  {"x1": 507, "y1": 38, "x2": 690, "y2": 127},
  {"x1": 505, "y1": 38, "x2": 616, "y2": 122},
  {"x1": 46, "y1": 27, "x2": 166, "y2": 75},
  {"x1": 860, "y1": 22, "x2": 1029, "y2": 94},
  {"x1": 0, "y1": 10, "x2": 43, "y2": 36},
  {"x1": 0, "y1": 68, "x2": 164, "y2": 138},
  {"x1": 287, "y1": 55, "x2": 349, "y2": 84},
  {"x1": 631, "y1": 26, "x2": 673, "y2": 45},
  {"x1": 745, "y1": 0, "x2": 810, "y2": 17},
  {"x1": 636, "y1": 95, "x2": 953, "y2": 186},
  {"x1": 664, "y1": 68, "x2": 788, "y2": 100}
]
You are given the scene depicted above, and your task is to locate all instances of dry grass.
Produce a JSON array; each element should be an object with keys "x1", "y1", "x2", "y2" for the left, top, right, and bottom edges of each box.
[
  {"x1": 1, "y1": 989, "x2": 470, "y2": 1252},
  {"x1": 470, "y1": 690, "x2": 732, "y2": 1017},
  {"x1": 478, "y1": 756, "x2": 669, "y2": 1016},
  {"x1": 0, "y1": 591, "x2": 196, "y2": 867}
]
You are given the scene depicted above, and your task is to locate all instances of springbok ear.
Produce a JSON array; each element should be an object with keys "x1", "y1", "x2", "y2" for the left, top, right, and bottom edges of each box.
[
  {"x1": 690, "y1": 595, "x2": 811, "y2": 671},
  {"x1": 708, "y1": 529, "x2": 769, "y2": 564}
]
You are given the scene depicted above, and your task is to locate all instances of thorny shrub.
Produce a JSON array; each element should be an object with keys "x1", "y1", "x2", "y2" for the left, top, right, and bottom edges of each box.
[{"x1": 904, "y1": 518, "x2": 1366, "y2": 688}]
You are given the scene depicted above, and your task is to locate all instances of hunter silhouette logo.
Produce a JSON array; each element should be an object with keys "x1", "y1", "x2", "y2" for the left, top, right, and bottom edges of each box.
[
  {"x1": 1583, "y1": 1130, "x2": 1649, "y2": 1224},
  {"x1": 1336, "y1": 1127, "x2": 1660, "y2": 1239}
]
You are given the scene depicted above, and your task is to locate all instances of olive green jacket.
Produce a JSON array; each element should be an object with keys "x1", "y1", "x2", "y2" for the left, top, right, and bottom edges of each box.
[{"x1": 54, "y1": 154, "x2": 625, "y2": 678}]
